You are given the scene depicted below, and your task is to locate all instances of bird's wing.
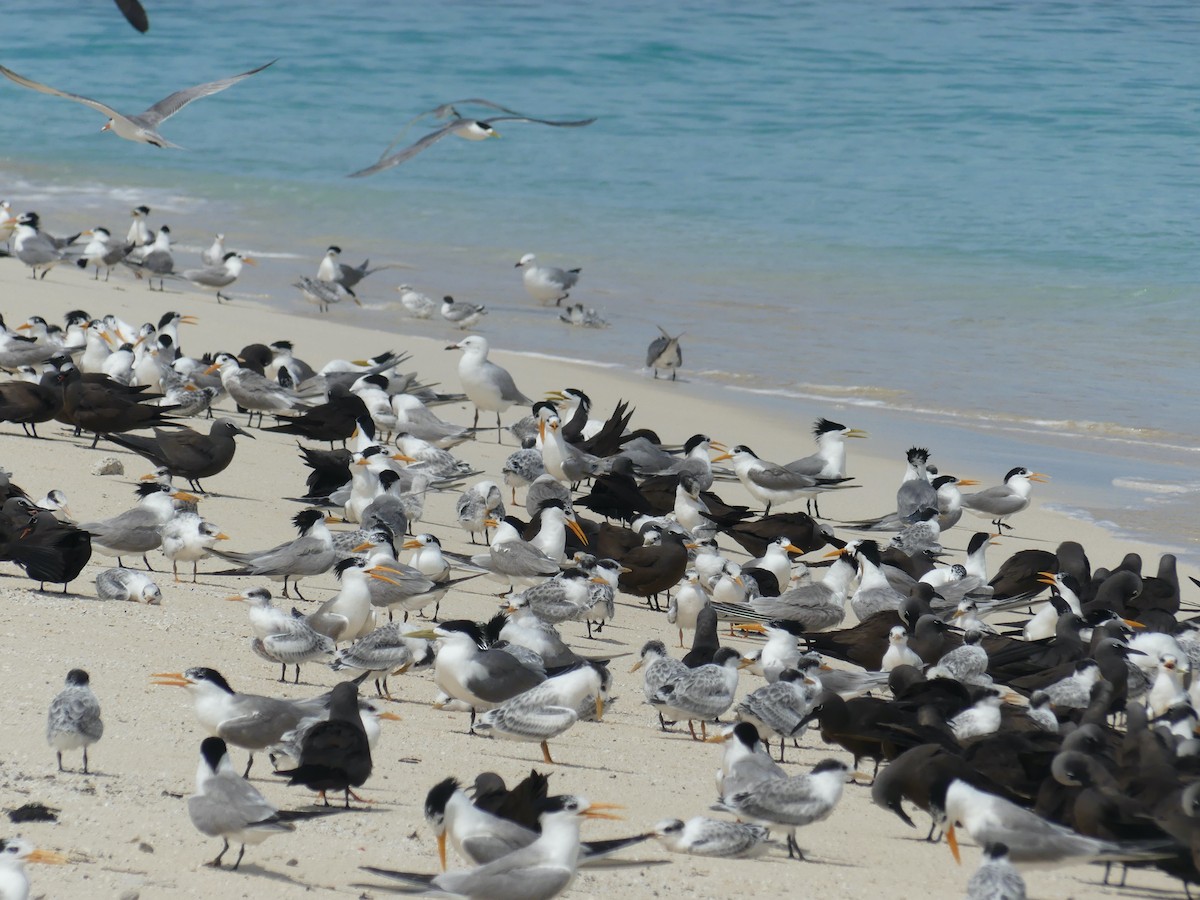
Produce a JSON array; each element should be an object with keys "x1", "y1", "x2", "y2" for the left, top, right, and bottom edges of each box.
[
  {"x1": 113, "y1": 0, "x2": 149, "y2": 32},
  {"x1": 0, "y1": 65, "x2": 122, "y2": 118},
  {"x1": 485, "y1": 115, "x2": 598, "y2": 128},
  {"x1": 348, "y1": 122, "x2": 461, "y2": 177},
  {"x1": 139, "y1": 59, "x2": 276, "y2": 125}
]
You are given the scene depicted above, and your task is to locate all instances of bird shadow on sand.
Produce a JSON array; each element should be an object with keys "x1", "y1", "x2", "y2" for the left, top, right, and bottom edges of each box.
[
  {"x1": 217, "y1": 861, "x2": 327, "y2": 887},
  {"x1": 31, "y1": 588, "x2": 95, "y2": 600}
]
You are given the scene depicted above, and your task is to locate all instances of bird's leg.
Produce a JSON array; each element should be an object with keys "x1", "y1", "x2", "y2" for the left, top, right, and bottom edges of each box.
[
  {"x1": 671, "y1": 370, "x2": 677, "y2": 381},
  {"x1": 243, "y1": 754, "x2": 254, "y2": 779},
  {"x1": 495, "y1": 412, "x2": 502, "y2": 444},
  {"x1": 208, "y1": 838, "x2": 230, "y2": 868},
  {"x1": 232, "y1": 844, "x2": 246, "y2": 870},
  {"x1": 778, "y1": 739, "x2": 785, "y2": 763},
  {"x1": 294, "y1": 580, "x2": 308, "y2": 602},
  {"x1": 540, "y1": 740, "x2": 555, "y2": 764},
  {"x1": 472, "y1": 408, "x2": 480, "y2": 432},
  {"x1": 192, "y1": 561, "x2": 199, "y2": 583},
  {"x1": 585, "y1": 620, "x2": 594, "y2": 640},
  {"x1": 924, "y1": 818, "x2": 940, "y2": 842},
  {"x1": 653, "y1": 369, "x2": 659, "y2": 379},
  {"x1": 142, "y1": 554, "x2": 154, "y2": 572},
  {"x1": 687, "y1": 720, "x2": 698, "y2": 740},
  {"x1": 278, "y1": 663, "x2": 287, "y2": 683},
  {"x1": 319, "y1": 791, "x2": 329, "y2": 807},
  {"x1": 678, "y1": 628, "x2": 684, "y2": 648},
  {"x1": 814, "y1": 497, "x2": 822, "y2": 518},
  {"x1": 293, "y1": 665, "x2": 301, "y2": 684},
  {"x1": 90, "y1": 432, "x2": 101, "y2": 449},
  {"x1": 657, "y1": 711, "x2": 670, "y2": 732},
  {"x1": 469, "y1": 707, "x2": 477, "y2": 735},
  {"x1": 347, "y1": 788, "x2": 372, "y2": 804},
  {"x1": 57, "y1": 750, "x2": 64, "y2": 772},
  {"x1": 83, "y1": 748, "x2": 89, "y2": 774},
  {"x1": 172, "y1": 560, "x2": 180, "y2": 583}
]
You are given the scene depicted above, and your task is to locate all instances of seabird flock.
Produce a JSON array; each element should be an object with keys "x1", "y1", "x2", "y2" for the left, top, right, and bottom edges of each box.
[{"x1": 1, "y1": 21, "x2": 1198, "y2": 900}]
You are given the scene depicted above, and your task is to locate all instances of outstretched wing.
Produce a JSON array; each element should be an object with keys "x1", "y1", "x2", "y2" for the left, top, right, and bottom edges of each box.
[
  {"x1": 347, "y1": 122, "x2": 460, "y2": 177},
  {"x1": 484, "y1": 115, "x2": 597, "y2": 128},
  {"x1": 0, "y1": 65, "x2": 121, "y2": 119},
  {"x1": 114, "y1": 0, "x2": 150, "y2": 32},
  {"x1": 139, "y1": 59, "x2": 276, "y2": 124}
]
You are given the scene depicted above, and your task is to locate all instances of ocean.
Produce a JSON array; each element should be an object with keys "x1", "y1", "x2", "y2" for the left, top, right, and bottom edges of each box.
[{"x1": 3, "y1": 0, "x2": 1199, "y2": 559}]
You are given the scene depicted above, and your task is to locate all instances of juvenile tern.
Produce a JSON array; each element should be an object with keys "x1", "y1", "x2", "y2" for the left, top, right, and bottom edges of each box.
[
  {"x1": 515, "y1": 253, "x2": 581, "y2": 306},
  {"x1": 201, "y1": 233, "x2": 225, "y2": 266},
  {"x1": 651, "y1": 646, "x2": 746, "y2": 740},
  {"x1": 0, "y1": 60, "x2": 276, "y2": 148},
  {"x1": 652, "y1": 817, "x2": 772, "y2": 858},
  {"x1": 160, "y1": 512, "x2": 228, "y2": 582},
  {"x1": 47, "y1": 668, "x2": 104, "y2": 773},
  {"x1": 717, "y1": 758, "x2": 849, "y2": 860},
  {"x1": 397, "y1": 284, "x2": 437, "y2": 318},
  {"x1": 475, "y1": 665, "x2": 604, "y2": 763},
  {"x1": 646, "y1": 326, "x2": 683, "y2": 380},
  {"x1": 558, "y1": 303, "x2": 608, "y2": 328},
  {"x1": 95, "y1": 566, "x2": 162, "y2": 603},
  {"x1": 967, "y1": 843, "x2": 1026, "y2": 900}
]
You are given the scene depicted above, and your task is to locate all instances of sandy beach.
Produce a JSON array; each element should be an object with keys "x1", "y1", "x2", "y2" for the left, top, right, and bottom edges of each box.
[{"x1": 0, "y1": 261, "x2": 1193, "y2": 899}]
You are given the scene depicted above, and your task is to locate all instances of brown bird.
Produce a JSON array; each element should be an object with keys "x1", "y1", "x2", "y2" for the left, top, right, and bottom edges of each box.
[
  {"x1": 264, "y1": 384, "x2": 367, "y2": 446},
  {"x1": 617, "y1": 527, "x2": 688, "y2": 611},
  {"x1": 0, "y1": 370, "x2": 62, "y2": 437},
  {"x1": 0, "y1": 496, "x2": 92, "y2": 592},
  {"x1": 56, "y1": 363, "x2": 177, "y2": 448},
  {"x1": 276, "y1": 681, "x2": 372, "y2": 807},
  {"x1": 105, "y1": 417, "x2": 253, "y2": 492}
]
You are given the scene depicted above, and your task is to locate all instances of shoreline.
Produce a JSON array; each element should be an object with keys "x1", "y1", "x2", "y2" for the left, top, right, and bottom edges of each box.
[{"x1": 0, "y1": 264, "x2": 1195, "y2": 898}]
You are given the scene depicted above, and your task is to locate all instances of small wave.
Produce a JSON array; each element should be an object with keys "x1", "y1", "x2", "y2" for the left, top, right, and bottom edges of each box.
[
  {"x1": 1112, "y1": 477, "x2": 1200, "y2": 495},
  {"x1": 509, "y1": 350, "x2": 626, "y2": 371}
]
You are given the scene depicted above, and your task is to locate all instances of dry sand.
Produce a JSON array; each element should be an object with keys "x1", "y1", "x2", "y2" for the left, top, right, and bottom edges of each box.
[{"x1": 0, "y1": 262, "x2": 1191, "y2": 898}]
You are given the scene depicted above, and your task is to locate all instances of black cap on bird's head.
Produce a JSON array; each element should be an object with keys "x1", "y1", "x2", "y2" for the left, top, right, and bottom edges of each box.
[
  {"x1": 221, "y1": 251, "x2": 239, "y2": 263},
  {"x1": 293, "y1": 508, "x2": 326, "y2": 533},
  {"x1": 134, "y1": 481, "x2": 170, "y2": 499},
  {"x1": 65, "y1": 309, "x2": 91, "y2": 325},
  {"x1": 732, "y1": 721, "x2": 763, "y2": 747},
  {"x1": 813, "y1": 418, "x2": 846, "y2": 436},
  {"x1": 712, "y1": 647, "x2": 742, "y2": 668},
  {"x1": 327, "y1": 245, "x2": 343, "y2": 255},
  {"x1": 1004, "y1": 466, "x2": 1029, "y2": 482},
  {"x1": 199, "y1": 736, "x2": 229, "y2": 772},
  {"x1": 65, "y1": 668, "x2": 90, "y2": 686},
  {"x1": 682, "y1": 433, "x2": 712, "y2": 454},
  {"x1": 184, "y1": 667, "x2": 234, "y2": 693},
  {"x1": 436, "y1": 619, "x2": 488, "y2": 647},
  {"x1": 157, "y1": 311, "x2": 179, "y2": 329},
  {"x1": 424, "y1": 777, "x2": 460, "y2": 820},
  {"x1": 530, "y1": 400, "x2": 557, "y2": 417},
  {"x1": 812, "y1": 758, "x2": 849, "y2": 776},
  {"x1": 906, "y1": 447, "x2": 931, "y2": 464},
  {"x1": 334, "y1": 557, "x2": 365, "y2": 579},
  {"x1": 133, "y1": 205, "x2": 150, "y2": 215}
]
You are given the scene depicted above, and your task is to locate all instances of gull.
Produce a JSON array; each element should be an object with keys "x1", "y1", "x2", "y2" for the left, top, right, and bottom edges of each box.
[
  {"x1": 0, "y1": 60, "x2": 276, "y2": 148},
  {"x1": 0, "y1": 838, "x2": 67, "y2": 899},
  {"x1": 716, "y1": 758, "x2": 849, "y2": 860},
  {"x1": 646, "y1": 326, "x2": 683, "y2": 380},
  {"x1": 181, "y1": 252, "x2": 256, "y2": 303},
  {"x1": 95, "y1": 567, "x2": 162, "y2": 603},
  {"x1": 961, "y1": 467, "x2": 1048, "y2": 532},
  {"x1": 362, "y1": 794, "x2": 620, "y2": 898},
  {"x1": 441, "y1": 295, "x2": 487, "y2": 329},
  {"x1": 652, "y1": 817, "x2": 772, "y2": 858},
  {"x1": 448, "y1": 335, "x2": 533, "y2": 438},
  {"x1": 348, "y1": 112, "x2": 597, "y2": 177},
  {"x1": 47, "y1": 668, "x2": 104, "y2": 773},
  {"x1": 515, "y1": 253, "x2": 581, "y2": 306}
]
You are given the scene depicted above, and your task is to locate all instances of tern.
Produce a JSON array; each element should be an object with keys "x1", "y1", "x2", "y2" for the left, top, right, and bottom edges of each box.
[
  {"x1": 0, "y1": 838, "x2": 67, "y2": 899},
  {"x1": 961, "y1": 467, "x2": 1049, "y2": 532},
  {"x1": 362, "y1": 794, "x2": 620, "y2": 899},
  {"x1": 349, "y1": 112, "x2": 596, "y2": 177},
  {"x1": 180, "y1": 251, "x2": 256, "y2": 303},
  {"x1": 652, "y1": 817, "x2": 772, "y2": 858},
  {"x1": 46, "y1": 668, "x2": 104, "y2": 773},
  {"x1": 0, "y1": 60, "x2": 276, "y2": 148}
]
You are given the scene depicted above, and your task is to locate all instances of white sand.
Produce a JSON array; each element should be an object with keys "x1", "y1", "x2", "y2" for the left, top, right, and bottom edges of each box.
[{"x1": 0, "y1": 263, "x2": 1189, "y2": 898}]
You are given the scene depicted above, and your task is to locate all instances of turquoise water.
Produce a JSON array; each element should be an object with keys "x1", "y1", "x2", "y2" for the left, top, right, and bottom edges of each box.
[{"x1": 3, "y1": 0, "x2": 1200, "y2": 554}]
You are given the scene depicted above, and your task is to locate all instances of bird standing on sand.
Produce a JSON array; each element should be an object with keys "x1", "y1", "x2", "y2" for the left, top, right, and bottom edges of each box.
[
  {"x1": 47, "y1": 668, "x2": 104, "y2": 773},
  {"x1": 276, "y1": 681, "x2": 372, "y2": 807},
  {"x1": 647, "y1": 327, "x2": 683, "y2": 380},
  {"x1": 447, "y1": 336, "x2": 533, "y2": 441}
]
